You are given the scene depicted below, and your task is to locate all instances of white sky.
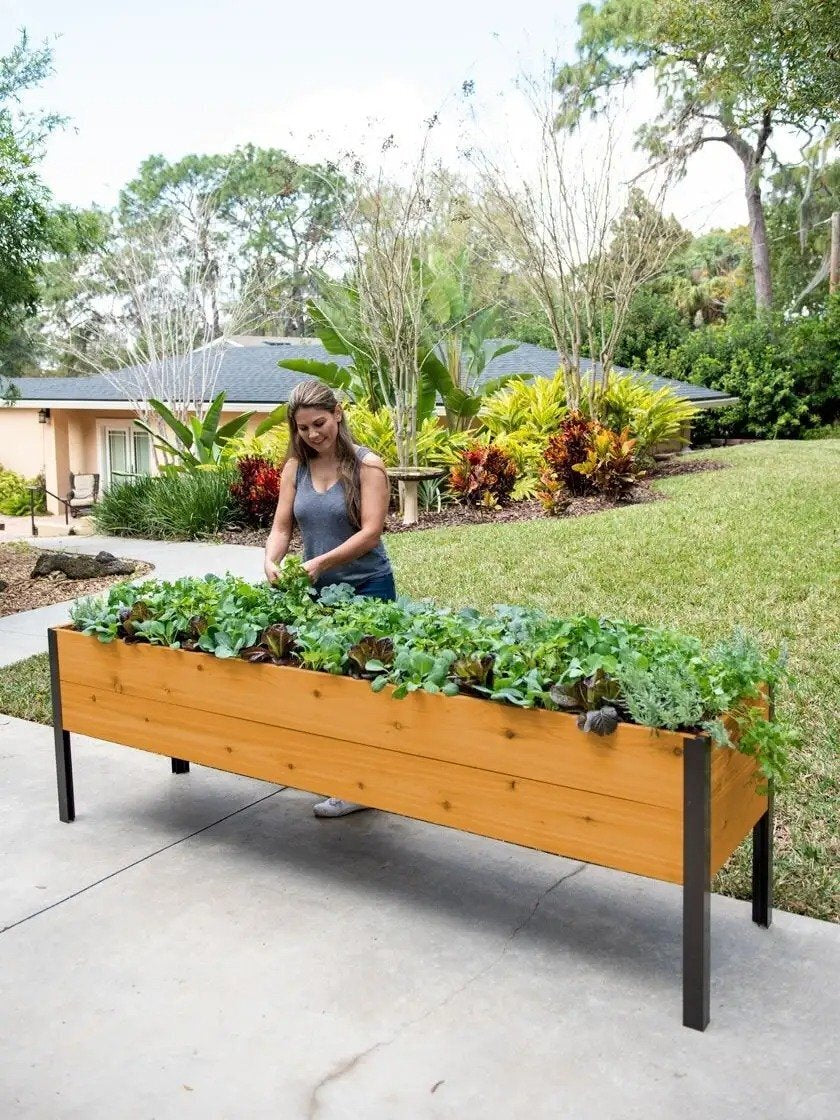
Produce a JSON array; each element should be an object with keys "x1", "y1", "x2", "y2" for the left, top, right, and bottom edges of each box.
[{"x1": 5, "y1": 0, "x2": 750, "y2": 233}]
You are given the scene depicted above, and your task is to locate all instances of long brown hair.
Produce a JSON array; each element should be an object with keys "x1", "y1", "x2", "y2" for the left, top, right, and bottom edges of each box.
[{"x1": 286, "y1": 380, "x2": 363, "y2": 528}]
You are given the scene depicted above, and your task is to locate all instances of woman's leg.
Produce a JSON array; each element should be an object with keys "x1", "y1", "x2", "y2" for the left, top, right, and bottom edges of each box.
[{"x1": 312, "y1": 569, "x2": 397, "y2": 818}]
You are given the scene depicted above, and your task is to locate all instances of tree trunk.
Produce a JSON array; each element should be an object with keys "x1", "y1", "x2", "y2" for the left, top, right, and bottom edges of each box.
[{"x1": 745, "y1": 175, "x2": 773, "y2": 310}]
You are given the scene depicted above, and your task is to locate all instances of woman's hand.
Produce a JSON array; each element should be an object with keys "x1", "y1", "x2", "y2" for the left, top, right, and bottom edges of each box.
[
  {"x1": 264, "y1": 558, "x2": 281, "y2": 585},
  {"x1": 302, "y1": 556, "x2": 325, "y2": 583}
]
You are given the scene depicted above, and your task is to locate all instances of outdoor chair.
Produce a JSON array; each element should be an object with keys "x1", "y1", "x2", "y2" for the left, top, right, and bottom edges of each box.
[{"x1": 67, "y1": 472, "x2": 100, "y2": 518}]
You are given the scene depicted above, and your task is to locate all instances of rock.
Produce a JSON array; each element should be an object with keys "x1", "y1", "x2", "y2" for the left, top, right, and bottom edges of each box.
[
  {"x1": 31, "y1": 551, "x2": 137, "y2": 581},
  {"x1": 0, "y1": 578, "x2": 7, "y2": 593}
]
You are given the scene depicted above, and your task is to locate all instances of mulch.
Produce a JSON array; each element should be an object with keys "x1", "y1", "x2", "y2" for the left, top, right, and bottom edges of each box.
[
  {"x1": 213, "y1": 456, "x2": 726, "y2": 548},
  {"x1": 0, "y1": 544, "x2": 153, "y2": 620}
]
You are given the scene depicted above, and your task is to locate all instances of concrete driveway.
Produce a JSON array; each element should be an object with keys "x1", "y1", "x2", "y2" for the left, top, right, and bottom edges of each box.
[{"x1": 1, "y1": 714, "x2": 838, "y2": 1119}]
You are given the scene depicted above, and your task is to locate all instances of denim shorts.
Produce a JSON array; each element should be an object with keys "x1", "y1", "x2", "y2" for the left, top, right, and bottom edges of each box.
[{"x1": 353, "y1": 569, "x2": 397, "y2": 601}]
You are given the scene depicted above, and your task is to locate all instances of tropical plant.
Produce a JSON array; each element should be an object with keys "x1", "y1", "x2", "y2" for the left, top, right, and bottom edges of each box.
[
  {"x1": 230, "y1": 456, "x2": 282, "y2": 527},
  {"x1": 478, "y1": 371, "x2": 568, "y2": 436},
  {"x1": 542, "y1": 412, "x2": 601, "y2": 495},
  {"x1": 448, "y1": 444, "x2": 518, "y2": 507},
  {"x1": 416, "y1": 250, "x2": 521, "y2": 431},
  {"x1": 278, "y1": 285, "x2": 391, "y2": 409},
  {"x1": 572, "y1": 428, "x2": 643, "y2": 499},
  {"x1": 594, "y1": 376, "x2": 698, "y2": 461},
  {"x1": 345, "y1": 403, "x2": 470, "y2": 471},
  {"x1": 135, "y1": 391, "x2": 285, "y2": 470}
]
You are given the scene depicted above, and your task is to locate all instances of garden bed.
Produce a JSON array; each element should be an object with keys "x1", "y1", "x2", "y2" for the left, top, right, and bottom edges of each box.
[
  {"x1": 0, "y1": 544, "x2": 153, "y2": 620},
  {"x1": 49, "y1": 622, "x2": 772, "y2": 1031},
  {"x1": 214, "y1": 456, "x2": 726, "y2": 547}
]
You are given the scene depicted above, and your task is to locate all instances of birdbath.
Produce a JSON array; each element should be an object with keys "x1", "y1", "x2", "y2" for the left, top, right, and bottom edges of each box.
[{"x1": 386, "y1": 466, "x2": 446, "y2": 526}]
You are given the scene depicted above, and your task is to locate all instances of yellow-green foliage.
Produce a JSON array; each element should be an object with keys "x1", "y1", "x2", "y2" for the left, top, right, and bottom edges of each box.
[
  {"x1": 595, "y1": 375, "x2": 698, "y2": 457},
  {"x1": 0, "y1": 465, "x2": 46, "y2": 516},
  {"x1": 222, "y1": 425, "x2": 289, "y2": 465},
  {"x1": 478, "y1": 371, "x2": 568, "y2": 436},
  {"x1": 345, "y1": 404, "x2": 470, "y2": 469}
]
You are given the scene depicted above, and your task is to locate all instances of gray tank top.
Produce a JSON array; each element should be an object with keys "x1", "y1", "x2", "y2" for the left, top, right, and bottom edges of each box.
[{"x1": 293, "y1": 445, "x2": 392, "y2": 591}]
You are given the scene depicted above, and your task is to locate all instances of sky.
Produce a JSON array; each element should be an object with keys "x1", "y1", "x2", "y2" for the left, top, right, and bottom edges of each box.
[{"x1": 5, "y1": 0, "x2": 750, "y2": 233}]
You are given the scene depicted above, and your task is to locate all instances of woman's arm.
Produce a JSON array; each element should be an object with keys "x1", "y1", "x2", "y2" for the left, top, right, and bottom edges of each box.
[
  {"x1": 303, "y1": 454, "x2": 389, "y2": 582},
  {"x1": 264, "y1": 459, "x2": 298, "y2": 583}
]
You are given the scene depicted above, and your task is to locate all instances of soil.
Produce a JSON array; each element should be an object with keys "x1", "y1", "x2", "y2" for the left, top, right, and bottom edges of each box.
[
  {"x1": 0, "y1": 544, "x2": 153, "y2": 620},
  {"x1": 213, "y1": 456, "x2": 726, "y2": 548}
]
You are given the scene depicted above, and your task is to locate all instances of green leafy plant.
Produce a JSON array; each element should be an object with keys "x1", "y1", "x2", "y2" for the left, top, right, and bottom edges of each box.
[
  {"x1": 93, "y1": 469, "x2": 235, "y2": 540},
  {"x1": 593, "y1": 375, "x2": 697, "y2": 461},
  {"x1": 0, "y1": 465, "x2": 46, "y2": 515},
  {"x1": 70, "y1": 576, "x2": 793, "y2": 785},
  {"x1": 135, "y1": 391, "x2": 285, "y2": 471}
]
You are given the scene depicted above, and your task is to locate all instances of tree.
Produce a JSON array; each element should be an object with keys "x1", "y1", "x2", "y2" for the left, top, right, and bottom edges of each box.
[
  {"x1": 118, "y1": 146, "x2": 347, "y2": 338},
  {"x1": 765, "y1": 155, "x2": 840, "y2": 310},
  {"x1": 218, "y1": 145, "x2": 347, "y2": 335},
  {"x1": 63, "y1": 214, "x2": 264, "y2": 455},
  {"x1": 0, "y1": 31, "x2": 63, "y2": 349},
  {"x1": 554, "y1": 0, "x2": 840, "y2": 310},
  {"x1": 471, "y1": 78, "x2": 683, "y2": 412}
]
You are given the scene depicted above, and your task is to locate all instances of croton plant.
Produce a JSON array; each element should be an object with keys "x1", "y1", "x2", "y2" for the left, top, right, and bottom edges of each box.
[{"x1": 70, "y1": 557, "x2": 791, "y2": 785}]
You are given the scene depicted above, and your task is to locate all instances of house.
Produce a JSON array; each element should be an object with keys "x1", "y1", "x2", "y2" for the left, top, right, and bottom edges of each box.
[{"x1": 1, "y1": 337, "x2": 737, "y2": 513}]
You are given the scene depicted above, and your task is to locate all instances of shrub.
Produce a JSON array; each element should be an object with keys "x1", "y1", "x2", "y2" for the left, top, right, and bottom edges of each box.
[
  {"x1": 573, "y1": 428, "x2": 644, "y2": 499},
  {"x1": 479, "y1": 371, "x2": 567, "y2": 436},
  {"x1": 640, "y1": 307, "x2": 840, "y2": 440},
  {"x1": 94, "y1": 468, "x2": 235, "y2": 540},
  {"x1": 230, "y1": 456, "x2": 282, "y2": 527},
  {"x1": 593, "y1": 376, "x2": 697, "y2": 462},
  {"x1": 222, "y1": 426, "x2": 289, "y2": 465},
  {"x1": 542, "y1": 412, "x2": 599, "y2": 495},
  {"x1": 0, "y1": 465, "x2": 46, "y2": 516},
  {"x1": 344, "y1": 403, "x2": 470, "y2": 470},
  {"x1": 449, "y1": 444, "x2": 518, "y2": 506}
]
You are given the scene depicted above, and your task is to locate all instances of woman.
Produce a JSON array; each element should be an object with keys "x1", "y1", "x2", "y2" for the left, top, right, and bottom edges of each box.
[{"x1": 264, "y1": 379, "x2": 395, "y2": 818}]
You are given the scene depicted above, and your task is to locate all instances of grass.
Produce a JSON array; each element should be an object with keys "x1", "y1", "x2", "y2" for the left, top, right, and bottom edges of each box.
[
  {"x1": 0, "y1": 653, "x2": 51, "y2": 724},
  {"x1": 385, "y1": 441, "x2": 840, "y2": 922},
  {"x1": 0, "y1": 441, "x2": 836, "y2": 920}
]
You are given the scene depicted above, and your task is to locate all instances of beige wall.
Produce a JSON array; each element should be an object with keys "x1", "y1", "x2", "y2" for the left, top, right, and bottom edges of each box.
[
  {"x1": 0, "y1": 408, "x2": 51, "y2": 478},
  {"x1": 0, "y1": 404, "x2": 278, "y2": 513}
]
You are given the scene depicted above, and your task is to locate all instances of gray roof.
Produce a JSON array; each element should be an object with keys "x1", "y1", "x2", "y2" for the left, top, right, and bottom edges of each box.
[{"x1": 8, "y1": 340, "x2": 734, "y2": 407}]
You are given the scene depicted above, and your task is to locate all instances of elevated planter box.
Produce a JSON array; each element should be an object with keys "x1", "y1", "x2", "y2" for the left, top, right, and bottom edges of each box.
[{"x1": 48, "y1": 625, "x2": 773, "y2": 1031}]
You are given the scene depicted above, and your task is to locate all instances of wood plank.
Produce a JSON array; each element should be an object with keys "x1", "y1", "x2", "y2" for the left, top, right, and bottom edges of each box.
[
  {"x1": 55, "y1": 629, "x2": 685, "y2": 810},
  {"x1": 60, "y1": 680, "x2": 685, "y2": 883},
  {"x1": 710, "y1": 754, "x2": 767, "y2": 875}
]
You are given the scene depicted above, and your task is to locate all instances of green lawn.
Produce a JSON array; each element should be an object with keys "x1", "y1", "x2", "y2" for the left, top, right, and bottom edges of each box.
[{"x1": 1, "y1": 441, "x2": 837, "y2": 920}]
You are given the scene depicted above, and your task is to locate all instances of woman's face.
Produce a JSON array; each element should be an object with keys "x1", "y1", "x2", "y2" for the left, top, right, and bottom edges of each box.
[{"x1": 294, "y1": 405, "x2": 342, "y2": 455}]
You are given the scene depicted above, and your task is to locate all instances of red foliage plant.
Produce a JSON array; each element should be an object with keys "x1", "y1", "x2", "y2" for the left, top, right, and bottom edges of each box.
[
  {"x1": 230, "y1": 456, "x2": 282, "y2": 527},
  {"x1": 449, "y1": 443, "x2": 518, "y2": 506},
  {"x1": 543, "y1": 411, "x2": 600, "y2": 495}
]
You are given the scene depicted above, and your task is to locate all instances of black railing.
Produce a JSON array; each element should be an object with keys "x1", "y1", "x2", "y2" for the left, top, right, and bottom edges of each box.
[{"x1": 28, "y1": 485, "x2": 72, "y2": 538}]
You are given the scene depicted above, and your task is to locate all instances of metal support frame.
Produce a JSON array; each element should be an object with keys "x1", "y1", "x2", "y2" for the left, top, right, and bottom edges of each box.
[
  {"x1": 752, "y1": 782, "x2": 774, "y2": 927},
  {"x1": 48, "y1": 629, "x2": 75, "y2": 823},
  {"x1": 171, "y1": 758, "x2": 190, "y2": 774},
  {"x1": 682, "y1": 734, "x2": 711, "y2": 1031}
]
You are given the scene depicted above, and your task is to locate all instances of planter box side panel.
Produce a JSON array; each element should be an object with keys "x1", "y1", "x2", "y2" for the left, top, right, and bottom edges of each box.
[
  {"x1": 58, "y1": 675, "x2": 684, "y2": 883},
  {"x1": 54, "y1": 629, "x2": 685, "y2": 811},
  {"x1": 710, "y1": 749, "x2": 768, "y2": 875}
]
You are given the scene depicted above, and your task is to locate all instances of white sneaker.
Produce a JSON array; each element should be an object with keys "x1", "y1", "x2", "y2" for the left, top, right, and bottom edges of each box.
[{"x1": 312, "y1": 797, "x2": 370, "y2": 818}]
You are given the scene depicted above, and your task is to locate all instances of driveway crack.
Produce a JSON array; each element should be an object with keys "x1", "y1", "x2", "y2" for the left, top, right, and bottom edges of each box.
[{"x1": 307, "y1": 862, "x2": 587, "y2": 1116}]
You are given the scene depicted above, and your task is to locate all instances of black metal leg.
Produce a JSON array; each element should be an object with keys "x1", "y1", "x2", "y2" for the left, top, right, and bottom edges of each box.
[
  {"x1": 48, "y1": 629, "x2": 75, "y2": 822},
  {"x1": 752, "y1": 783, "x2": 774, "y2": 927},
  {"x1": 682, "y1": 734, "x2": 711, "y2": 1031},
  {"x1": 171, "y1": 758, "x2": 190, "y2": 774}
]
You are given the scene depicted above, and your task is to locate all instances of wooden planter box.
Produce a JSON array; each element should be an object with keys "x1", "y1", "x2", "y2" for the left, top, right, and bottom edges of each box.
[{"x1": 48, "y1": 626, "x2": 773, "y2": 1031}]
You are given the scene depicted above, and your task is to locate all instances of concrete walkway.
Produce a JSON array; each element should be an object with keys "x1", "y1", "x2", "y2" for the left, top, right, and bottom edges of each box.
[
  {"x1": 0, "y1": 534, "x2": 264, "y2": 667},
  {"x1": 1, "y1": 712, "x2": 838, "y2": 1119}
]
